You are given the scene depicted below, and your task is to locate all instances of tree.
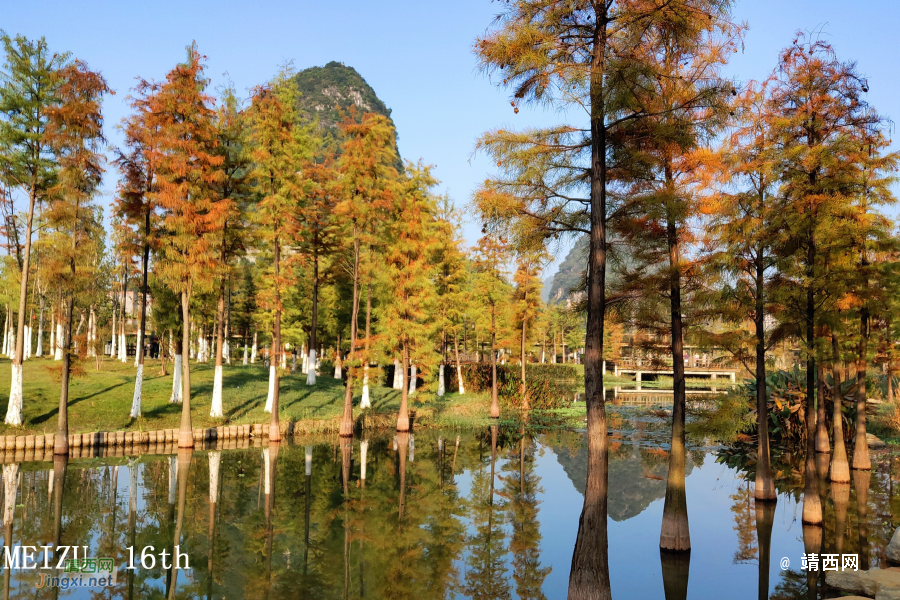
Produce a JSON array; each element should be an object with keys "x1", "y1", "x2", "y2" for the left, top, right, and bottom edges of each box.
[
  {"x1": 472, "y1": 234, "x2": 510, "y2": 418},
  {"x1": 514, "y1": 250, "x2": 545, "y2": 410},
  {"x1": 247, "y1": 72, "x2": 310, "y2": 440},
  {"x1": 0, "y1": 33, "x2": 69, "y2": 425},
  {"x1": 44, "y1": 60, "x2": 110, "y2": 453},
  {"x1": 152, "y1": 46, "x2": 225, "y2": 449},
  {"x1": 210, "y1": 85, "x2": 250, "y2": 418},
  {"x1": 296, "y1": 153, "x2": 340, "y2": 386},
  {"x1": 769, "y1": 34, "x2": 885, "y2": 522},
  {"x1": 612, "y1": 0, "x2": 739, "y2": 552},
  {"x1": 700, "y1": 82, "x2": 783, "y2": 502},
  {"x1": 431, "y1": 197, "x2": 469, "y2": 396},
  {"x1": 334, "y1": 112, "x2": 398, "y2": 437},
  {"x1": 114, "y1": 76, "x2": 160, "y2": 419},
  {"x1": 382, "y1": 162, "x2": 438, "y2": 431}
]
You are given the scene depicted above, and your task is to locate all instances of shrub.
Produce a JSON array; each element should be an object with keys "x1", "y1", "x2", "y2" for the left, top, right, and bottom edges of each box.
[{"x1": 450, "y1": 362, "x2": 577, "y2": 410}]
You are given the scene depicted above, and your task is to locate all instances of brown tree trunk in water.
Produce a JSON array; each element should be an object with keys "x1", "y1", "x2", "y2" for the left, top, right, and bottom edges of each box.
[
  {"x1": 853, "y1": 469, "x2": 871, "y2": 570},
  {"x1": 852, "y1": 308, "x2": 870, "y2": 470},
  {"x1": 397, "y1": 342, "x2": 410, "y2": 432},
  {"x1": 568, "y1": 4, "x2": 611, "y2": 598},
  {"x1": 816, "y1": 362, "x2": 830, "y2": 453},
  {"x1": 490, "y1": 302, "x2": 499, "y2": 418},
  {"x1": 270, "y1": 238, "x2": 282, "y2": 442},
  {"x1": 178, "y1": 290, "x2": 194, "y2": 448},
  {"x1": 802, "y1": 524, "x2": 822, "y2": 600},
  {"x1": 397, "y1": 431, "x2": 408, "y2": 519},
  {"x1": 660, "y1": 551, "x2": 690, "y2": 600},
  {"x1": 340, "y1": 235, "x2": 361, "y2": 437},
  {"x1": 755, "y1": 500, "x2": 775, "y2": 600},
  {"x1": 660, "y1": 178, "x2": 690, "y2": 552},
  {"x1": 832, "y1": 482, "x2": 850, "y2": 554},
  {"x1": 167, "y1": 449, "x2": 191, "y2": 600},
  {"x1": 754, "y1": 256, "x2": 775, "y2": 501},
  {"x1": 831, "y1": 335, "x2": 850, "y2": 482}
]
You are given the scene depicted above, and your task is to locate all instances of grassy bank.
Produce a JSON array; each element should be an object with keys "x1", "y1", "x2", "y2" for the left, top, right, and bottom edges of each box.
[{"x1": 0, "y1": 356, "x2": 499, "y2": 436}]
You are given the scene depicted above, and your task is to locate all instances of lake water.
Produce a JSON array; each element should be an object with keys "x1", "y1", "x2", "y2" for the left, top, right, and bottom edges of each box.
[{"x1": 0, "y1": 405, "x2": 895, "y2": 599}]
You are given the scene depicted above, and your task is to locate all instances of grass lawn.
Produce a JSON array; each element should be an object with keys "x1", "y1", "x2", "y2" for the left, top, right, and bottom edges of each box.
[{"x1": 0, "y1": 356, "x2": 496, "y2": 436}]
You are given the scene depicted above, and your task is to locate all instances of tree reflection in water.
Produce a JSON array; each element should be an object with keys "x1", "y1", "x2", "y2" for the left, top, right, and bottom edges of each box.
[{"x1": 0, "y1": 426, "x2": 896, "y2": 598}]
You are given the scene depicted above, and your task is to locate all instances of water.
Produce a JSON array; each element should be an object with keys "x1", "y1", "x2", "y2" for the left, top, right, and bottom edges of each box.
[{"x1": 0, "y1": 410, "x2": 895, "y2": 599}]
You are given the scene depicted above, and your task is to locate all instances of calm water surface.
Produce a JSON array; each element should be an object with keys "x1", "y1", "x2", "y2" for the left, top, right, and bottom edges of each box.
[{"x1": 0, "y1": 406, "x2": 896, "y2": 599}]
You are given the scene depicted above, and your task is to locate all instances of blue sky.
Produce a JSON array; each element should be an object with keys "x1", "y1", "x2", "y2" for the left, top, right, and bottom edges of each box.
[{"x1": 4, "y1": 0, "x2": 899, "y2": 275}]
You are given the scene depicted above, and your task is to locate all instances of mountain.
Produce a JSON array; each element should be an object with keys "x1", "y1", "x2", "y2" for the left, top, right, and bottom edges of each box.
[
  {"x1": 547, "y1": 235, "x2": 588, "y2": 304},
  {"x1": 292, "y1": 61, "x2": 401, "y2": 165}
]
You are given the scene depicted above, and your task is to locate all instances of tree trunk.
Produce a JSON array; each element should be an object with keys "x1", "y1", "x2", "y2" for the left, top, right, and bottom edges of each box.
[
  {"x1": 35, "y1": 296, "x2": 43, "y2": 357},
  {"x1": 490, "y1": 302, "x2": 499, "y2": 418},
  {"x1": 816, "y1": 362, "x2": 829, "y2": 453},
  {"x1": 754, "y1": 254, "x2": 775, "y2": 501},
  {"x1": 755, "y1": 500, "x2": 775, "y2": 600},
  {"x1": 55, "y1": 289, "x2": 75, "y2": 455},
  {"x1": 5, "y1": 181, "x2": 38, "y2": 426},
  {"x1": 211, "y1": 279, "x2": 226, "y2": 418},
  {"x1": 340, "y1": 234, "x2": 361, "y2": 438},
  {"x1": 831, "y1": 333, "x2": 850, "y2": 482},
  {"x1": 178, "y1": 290, "x2": 193, "y2": 448},
  {"x1": 567, "y1": 4, "x2": 611, "y2": 596},
  {"x1": 852, "y1": 308, "x2": 870, "y2": 470},
  {"x1": 131, "y1": 225, "x2": 151, "y2": 419},
  {"x1": 454, "y1": 335, "x2": 465, "y2": 395},
  {"x1": 307, "y1": 248, "x2": 319, "y2": 385},
  {"x1": 397, "y1": 342, "x2": 410, "y2": 432},
  {"x1": 360, "y1": 281, "x2": 372, "y2": 408},
  {"x1": 660, "y1": 187, "x2": 690, "y2": 552},
  {"x1": 521, "y1": 287, "x2": 528, "y2": 411},
  {"x1": 801, "y1": 240, "x2": 822, "y2": 525},
  {"x1": 270, "y1": 238, "x2": 282, "y2": 442}
]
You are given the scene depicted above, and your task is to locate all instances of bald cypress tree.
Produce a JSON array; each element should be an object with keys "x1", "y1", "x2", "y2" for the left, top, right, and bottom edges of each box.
[
  {"x1": 0, "y1": 33, "x2": 69, "y2": 425},
  {"x1": 152, "y1": 46, "x2": 225, "y2": 449}
]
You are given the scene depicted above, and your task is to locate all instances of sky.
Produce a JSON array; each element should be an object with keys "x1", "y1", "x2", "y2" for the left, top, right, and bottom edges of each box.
[{"x1": 4, "y1": 0, "x2": 900, "y2": 278}]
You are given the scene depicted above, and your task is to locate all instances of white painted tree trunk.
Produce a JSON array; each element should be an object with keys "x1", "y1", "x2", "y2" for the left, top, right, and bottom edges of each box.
[
  {"x1": 408, "y1": 364, "x2": 417, "y2": 395},
  {"x1": 251, "y1": 331, "x2": 258, "y2": 363},
  {"x1": 360, "y1": 365, "x2": 371, "y2": 409},
  {"x1": 55, "y1": 322, "x2": 63, "y2": 361},
  {"x1": 35, "y1": 306, "x2": 43, "y2": 357},
  {"x1": 393, "y1": 359, "x2": 402, "y2": 390},
  {"x1": 133, "y1": 326, "x2": 142, "y2": 368},
  {"x1": 242, "y1": 342, "x2": 248, "y2": 365},
  {"x1": 334, "y1": 353, "x2": 341, "y2": 379},
  {"x1": 224, "y1": 340, "x2": 230, "y2": 365},
  {"x1": 306, "y1": 350, "x2": 316, "y2": 386},
  {"x1": 457, "y1": 364, "x2": 465, "y2": 395},
  {"x1": 210, "y1": 365, "x2": 224, "y2": 417},
  {"x1": 87, "y1": 309, "x2": 94, "y2": 358},
  {"x1": 130, "y1": 364, "x2": 143, "y2": 418},
  {"x1": 3, "y1": 464, "x2": 19, "y2": 526},
  {"x1": 265, "y1": 365, "x2": 276, "y2": 412},
  {"x1": 301, "y1": 346, "x2": 308, "y2": 373},
  {"x1": 280, "y1": 348, "x2": 287, "y2": 370},
  {"x1": 438, "y1": 365, "x2": 445, "y2": 397},
  {"x1": 305, "y1": 445, "x2": 313, "y2": 476},
  {"x1": 168, "y1": 330, "x2": 174, "y2": 357},
  {"x1": 409, "y1": 434, "x2": 415, "y2": 462},
  {"x1": 110, "y1": 311, "x2": 116, "y2": 356},
  {"x1": 360, "y1": 439, "x2": 368, "y2": 482},
  {"x1": 170, "y1": 355, "x2": 183, "y2": 403},
  {"x1": 23, "y1": 324, "x2": 30, "y2": 360},
  {"x1": 119, "y1": 328, "x2": 127, "y2": 362},
  {"x1": 209, "y1": 451, "x2": 220, "y2": 503},
  {"x1": 5, "y1": 362, "x2": 23, "y2": 425}
]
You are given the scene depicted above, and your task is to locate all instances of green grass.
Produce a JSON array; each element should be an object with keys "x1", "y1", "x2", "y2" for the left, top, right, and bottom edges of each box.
[{"x1": 0, "y1": 356, "x2": 496, "y2": 436}]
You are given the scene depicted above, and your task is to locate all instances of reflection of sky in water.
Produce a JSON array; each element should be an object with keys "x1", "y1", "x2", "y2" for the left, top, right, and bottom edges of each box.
[{"x1": 0, "y1": 421, "x2": 886, "y2": 599}]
